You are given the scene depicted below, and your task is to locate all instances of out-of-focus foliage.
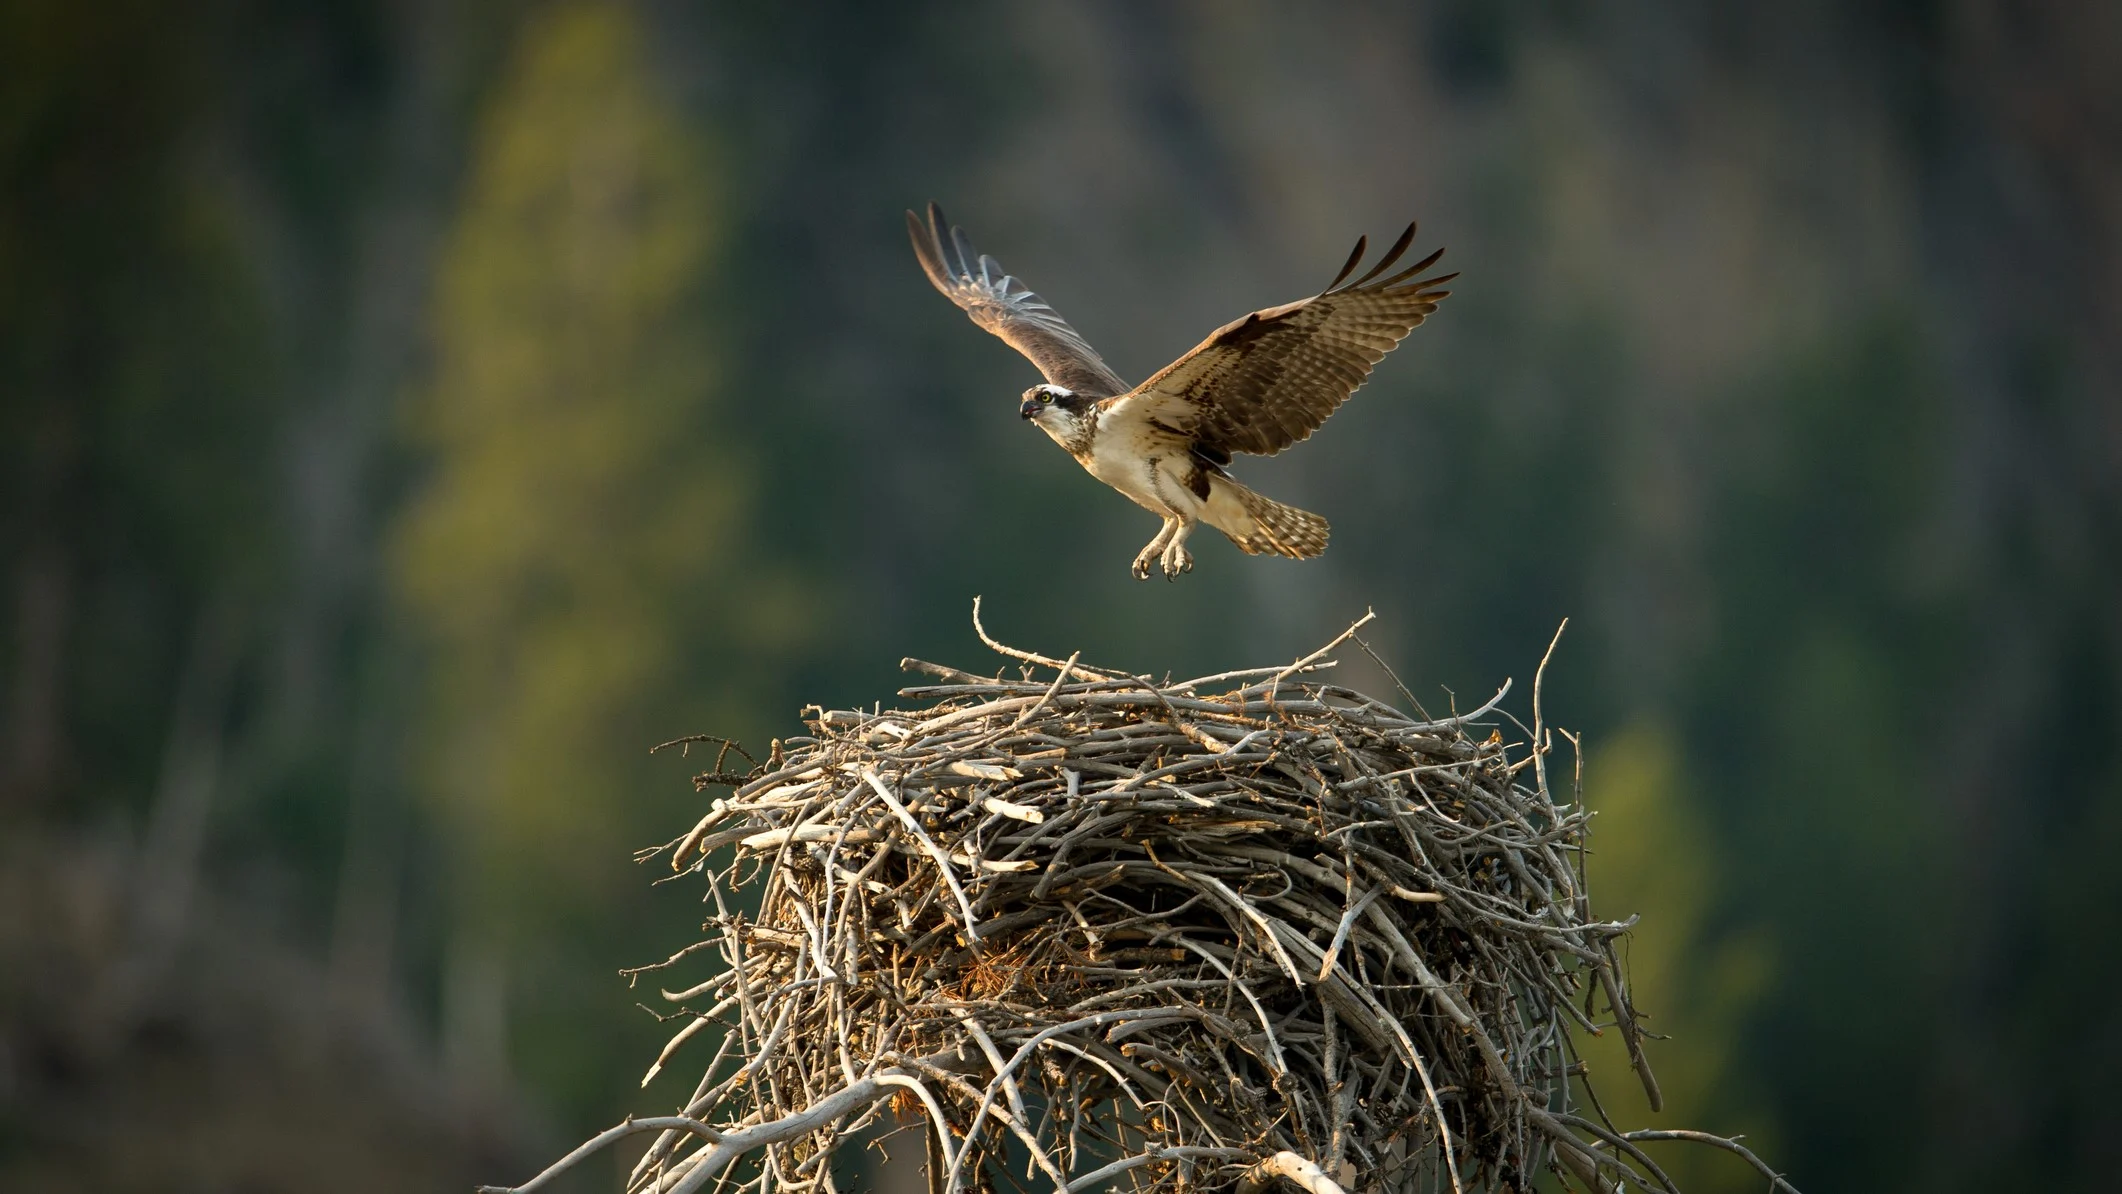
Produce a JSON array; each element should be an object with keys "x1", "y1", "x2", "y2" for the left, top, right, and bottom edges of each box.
[
  {"x1": 0, "y1": 0, "x2": 537, "y2": 1187},
  {"x1": 394, "y1": 0, "x2": 804, "y2": 1115},
  {"x1": 2, "y1": 1, "x2": 2117, "y2": 1191},
  {"x1": 1580, "y1": 723, "x2": 1775, "y2": 1194}
]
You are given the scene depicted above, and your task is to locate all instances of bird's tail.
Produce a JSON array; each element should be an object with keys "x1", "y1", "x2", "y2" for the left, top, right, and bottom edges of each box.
[{"x1": 1209, "y1": 477, "x2": 1330, "y2": 559}]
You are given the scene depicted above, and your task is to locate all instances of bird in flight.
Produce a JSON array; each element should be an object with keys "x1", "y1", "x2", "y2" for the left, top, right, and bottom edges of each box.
[{"x1": 908, "y1": 203, "x2": 1455, "y2": 579}]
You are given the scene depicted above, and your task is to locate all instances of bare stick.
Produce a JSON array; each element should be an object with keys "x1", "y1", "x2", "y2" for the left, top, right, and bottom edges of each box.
[
  {"x1": 477, "y1": 1116, "x2": 726, "y2": 1194},
  {"x1": 1065, "y1": 1147, "x2": 1250, "y2": 1193},
  {"x1": 1619, "y1": 1129, "x2": 1800, "y2": 1193},
  {"x1": 971, "y1": 595, "x2": 1128, "y2": 678},
  {"x1": 1267, "y1": 610, "x2": 1378, "y2": 701}
]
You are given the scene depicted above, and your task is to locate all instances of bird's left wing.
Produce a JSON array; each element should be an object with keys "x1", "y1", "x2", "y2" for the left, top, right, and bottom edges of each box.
[
  {"x1": 908, "y1": 203, "x2": 1129, "y2": 400},
  {"x1": 1104, "y1": 223, "x2": 1455, "y2": 457}
]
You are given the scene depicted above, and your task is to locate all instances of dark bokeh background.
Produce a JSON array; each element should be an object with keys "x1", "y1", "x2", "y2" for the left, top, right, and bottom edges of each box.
[{"x1": 3, "y1": 1, "x2": 2116, "y2": 1190}]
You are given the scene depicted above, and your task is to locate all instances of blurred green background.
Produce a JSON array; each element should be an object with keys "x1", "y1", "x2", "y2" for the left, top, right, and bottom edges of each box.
[{"x1": 2, "y1": 1, "x2": 2116, "y2": 1190}]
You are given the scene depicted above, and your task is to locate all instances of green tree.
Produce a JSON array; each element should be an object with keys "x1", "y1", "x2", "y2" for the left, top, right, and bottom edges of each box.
[{"x1": 391, "y1": 0, "x2": 802, "y2": 1115}]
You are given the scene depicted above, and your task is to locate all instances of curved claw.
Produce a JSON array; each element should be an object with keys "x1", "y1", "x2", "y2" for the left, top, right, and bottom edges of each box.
[
  {"x1": 1138, "y1": 519, "x2": 1187, "y2": 581},
  {"x1": 1159, "y1": 543, "x2": 1194, "y2": 580}
]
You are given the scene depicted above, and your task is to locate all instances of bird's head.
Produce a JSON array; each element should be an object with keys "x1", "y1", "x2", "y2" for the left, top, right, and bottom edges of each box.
[{"x1": 1020, "y1": 383, "x2": 1088, "y2": 431}]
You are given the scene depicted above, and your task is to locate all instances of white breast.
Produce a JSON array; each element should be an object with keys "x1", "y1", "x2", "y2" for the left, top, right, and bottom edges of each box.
[{"x1": 1084, "y1": 410, "x2": 1196, "y2": 517}]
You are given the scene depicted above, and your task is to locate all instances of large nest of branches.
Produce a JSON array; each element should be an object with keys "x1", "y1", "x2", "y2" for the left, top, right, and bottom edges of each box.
[{"x1": 492, "y1": 611, "x2": 1793, "y2": 1194}]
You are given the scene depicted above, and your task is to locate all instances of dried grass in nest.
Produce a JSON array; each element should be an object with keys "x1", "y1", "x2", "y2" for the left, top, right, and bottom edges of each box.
[{"x1": 482, "y1": 605, "x2": 1797, "y2": 1194}]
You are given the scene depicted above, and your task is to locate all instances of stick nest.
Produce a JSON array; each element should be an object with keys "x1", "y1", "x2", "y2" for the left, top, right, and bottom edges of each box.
[{"x1": 611, "y1": 614, "x2": 1773, "y2": 1194}]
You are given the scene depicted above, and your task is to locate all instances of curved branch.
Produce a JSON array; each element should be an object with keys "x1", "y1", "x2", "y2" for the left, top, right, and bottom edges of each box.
[
  {"x1": 1617, "y1": 1128, "x2": 1801, "y2": 1194},
  {"x1": 476, "y1": 1117, "x2": 725, "y2": 1194},
  {"x1": 1066, "y1": 1146, "x2": 1250, "y2": 1193},
  {"x1": 971, "y1": 595, "x2": 1129, "y2": 678}
]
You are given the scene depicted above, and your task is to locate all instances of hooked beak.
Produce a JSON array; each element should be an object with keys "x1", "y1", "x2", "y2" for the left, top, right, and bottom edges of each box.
[{"x1": 1019, "y1": 398, "x2": 1041, "y2": 420}]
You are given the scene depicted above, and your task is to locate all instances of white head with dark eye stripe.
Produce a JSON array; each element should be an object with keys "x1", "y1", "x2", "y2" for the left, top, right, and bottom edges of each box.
[{"x1": 1019, "y1": 384, "x2": 1095, "y2": 451}]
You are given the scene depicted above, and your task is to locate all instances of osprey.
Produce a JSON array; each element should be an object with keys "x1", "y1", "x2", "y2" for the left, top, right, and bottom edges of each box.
[{"x1": 908, "y1": 203, "x2": 1455, "y2": 580}]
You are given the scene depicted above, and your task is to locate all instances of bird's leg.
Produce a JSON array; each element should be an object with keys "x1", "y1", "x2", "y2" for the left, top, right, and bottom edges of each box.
[
  {"x1": 1160, "y1": 518, "x2": 1197, "y2": 580},
  {"x1": 1133, "y1": 518, "x2": 1179, "y2": 581}
]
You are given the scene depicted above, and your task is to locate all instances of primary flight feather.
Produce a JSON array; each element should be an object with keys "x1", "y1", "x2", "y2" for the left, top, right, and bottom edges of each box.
[{"x1": 908, "y1": 203, "x2": 1454, "y2": 579}]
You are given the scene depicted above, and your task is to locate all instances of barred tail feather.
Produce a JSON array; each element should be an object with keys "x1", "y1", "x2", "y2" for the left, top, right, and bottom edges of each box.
[{"x1": 1206, "y1": 476, "x2": 1330, "y2": 559}]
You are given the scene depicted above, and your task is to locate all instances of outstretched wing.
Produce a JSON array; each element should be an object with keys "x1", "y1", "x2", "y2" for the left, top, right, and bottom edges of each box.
[
  {"x1": 907, "y1": 203, "x2": 1129, "y2": 400},
  {"x1": 1105, "y1": 223, "x2": 1455, "y2": 457}
]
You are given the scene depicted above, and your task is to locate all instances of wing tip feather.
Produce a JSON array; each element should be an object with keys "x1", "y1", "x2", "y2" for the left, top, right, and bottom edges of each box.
[
  {"x1": 1377, "y1": 246, "x2": 1450, "y2": 291},
  {"x1": 1324, "y1": 234, "x2": 1369, "y2": 292},
  {"x1": 908, "y1": 203, "x2": 955, "y2": 292},
  {"x1": 1345, "y1": 221, "x2": 1419, "y2": 290}
]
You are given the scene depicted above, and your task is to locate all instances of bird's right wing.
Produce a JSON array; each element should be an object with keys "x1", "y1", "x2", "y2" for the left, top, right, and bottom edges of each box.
[
  {"x1": 1103, "y1": 223, "x2": 1454, "y2": 458},
  {"x1": 907, "y1": 203, "x2": 1129, "y2": 400}
]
